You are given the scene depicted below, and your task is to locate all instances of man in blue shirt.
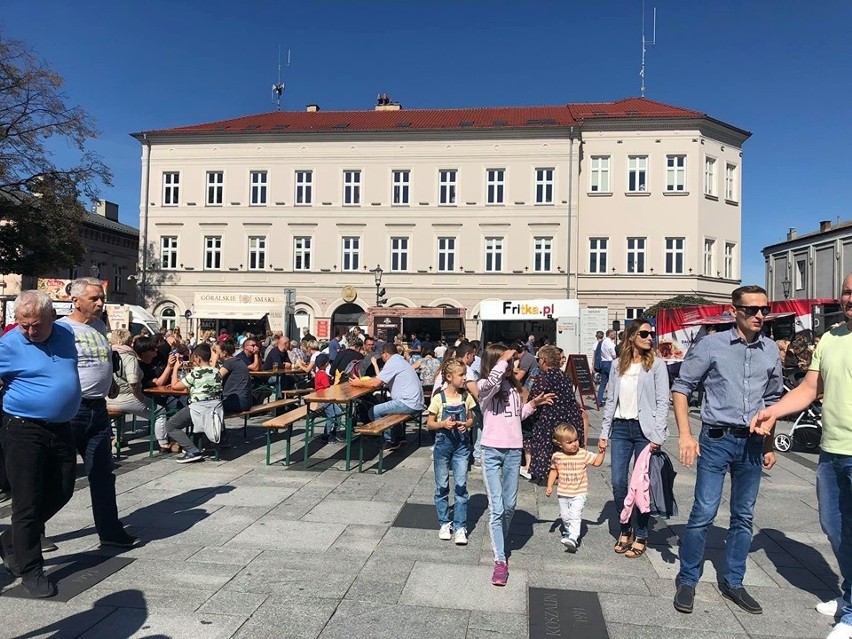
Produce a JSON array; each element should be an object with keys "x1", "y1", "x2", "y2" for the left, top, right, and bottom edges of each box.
[
  {"x1": 671, "y1": 285, "x2": 782, "y2": 616},
  {"x1": 0, "y1": 291, "x2": 81, "y2": 597}
]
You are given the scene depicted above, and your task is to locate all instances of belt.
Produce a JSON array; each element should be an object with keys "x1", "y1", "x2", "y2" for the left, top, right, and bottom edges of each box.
[
  {"x1": 80, "y1": 397, "x2": 106, "y2": 407},
  {"x1": 705, "y1": 424, "x2": 752, "y2": 438},
  {"x1": 4, "y1": 414, "x2": 68, "y2": 429}
]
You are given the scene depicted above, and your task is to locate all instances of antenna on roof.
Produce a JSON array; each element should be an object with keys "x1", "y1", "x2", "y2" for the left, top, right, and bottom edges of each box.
[
  {"x1": 272, "y1": 46, "x2": 291, "y2": 111},
  {"x1": 640, "y1": 1, "x2": 656, "y2": 98}
]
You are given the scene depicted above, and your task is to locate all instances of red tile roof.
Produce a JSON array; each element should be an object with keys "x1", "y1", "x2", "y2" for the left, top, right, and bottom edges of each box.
[{"x1": 137, "y1": 97, "x2": 717, "y2": 137}]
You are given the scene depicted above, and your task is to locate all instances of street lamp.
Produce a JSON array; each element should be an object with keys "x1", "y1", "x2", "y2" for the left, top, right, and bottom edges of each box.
[
  {"x1": 371, "y1": 264, "x2": 386, "y2": 307},
  {"x1": 781, "y1": 278, "x2": 791, "y2": 300},
  {"x1": 89, "y1": 263, "x2": 100, "y2": 279}
]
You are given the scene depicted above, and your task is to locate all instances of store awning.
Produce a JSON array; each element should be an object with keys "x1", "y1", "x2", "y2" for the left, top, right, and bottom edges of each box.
[{"x1": 194, "y1": 308, "x2": 269, "y2": 321}]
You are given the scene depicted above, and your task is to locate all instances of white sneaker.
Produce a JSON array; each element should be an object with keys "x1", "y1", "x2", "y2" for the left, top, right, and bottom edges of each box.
[
  {"x1": 454, "y1": 529, "x2": 468, "y2": 545},
  {"x1": 519, "y1": 468, "x2": 532, "y2": 480},
  {"x1": 817, "y1": 597, "x2": 843, "y2": 617},
  {"x1": 827, "y1": 622, "x2": 852, "y2": 639},
  {"x1": 438, "y1": 522, "x2": 453, "y2": 540}
]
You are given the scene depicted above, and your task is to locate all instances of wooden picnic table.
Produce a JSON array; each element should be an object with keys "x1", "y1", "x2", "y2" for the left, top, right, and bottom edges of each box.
[
  {"x1": 250, "y1": 369, "x2": 308, "y2": 400},
  {"x1": 302, "y1": 382, "x2": 375, "y2": 471},
  {"x1": 143, "y1": 385, "x2": 188, "y2": 457}
]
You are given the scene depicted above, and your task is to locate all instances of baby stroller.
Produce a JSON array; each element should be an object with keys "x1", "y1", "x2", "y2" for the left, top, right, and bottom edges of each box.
[{"x1": 773, "y1": 375, "x2": 822, "y2": 452}]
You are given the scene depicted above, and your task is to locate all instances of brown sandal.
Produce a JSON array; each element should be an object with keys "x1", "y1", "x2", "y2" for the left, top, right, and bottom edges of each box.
[
  {"x1": 625, "y1": 538, "x2": 647, "y2": 558},
  {"x1": 614, "y1": 532, "x2": 634, "y2": 554}
]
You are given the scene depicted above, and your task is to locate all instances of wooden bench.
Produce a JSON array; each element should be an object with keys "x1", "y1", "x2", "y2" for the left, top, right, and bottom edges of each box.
[
  {"x1": 282, "y1": 388, "x2": 312, "y2": 399},
  {"x1": 107, "y1": 407, "x2": 127, "y2": 458},
  {"x1": 226, "y1": 397, "x2": 300, "y2": 438},
  {"x1": 355, "y1": 412, "x2": 421, "y2": 474},
  {"x1": 260, "y1": 405, "x2": 309, "y2": 466}
]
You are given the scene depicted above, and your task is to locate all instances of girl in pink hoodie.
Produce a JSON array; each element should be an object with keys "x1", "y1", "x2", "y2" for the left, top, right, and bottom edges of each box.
[{"x1": 478, "y1": 343, "x2": 554, "y2": 586}]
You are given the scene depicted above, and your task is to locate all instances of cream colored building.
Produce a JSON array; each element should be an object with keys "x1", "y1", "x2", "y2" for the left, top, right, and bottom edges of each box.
[{"x1": 133, "y1": 97, "x2": 749, "y2": 340}]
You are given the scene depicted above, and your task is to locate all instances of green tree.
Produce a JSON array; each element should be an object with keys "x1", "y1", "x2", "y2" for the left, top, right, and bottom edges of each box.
[
  {"x1": 0, "y1": 35, "x2": 111, "y2": 275},
  {"x1": 644, "y1": 294, "x2": 715, "y2": 318}
]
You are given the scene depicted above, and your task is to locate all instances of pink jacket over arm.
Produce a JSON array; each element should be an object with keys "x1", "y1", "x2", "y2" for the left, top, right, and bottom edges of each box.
[{"x1": 620, "y1": 444, "x2": 653, "y2": 524}]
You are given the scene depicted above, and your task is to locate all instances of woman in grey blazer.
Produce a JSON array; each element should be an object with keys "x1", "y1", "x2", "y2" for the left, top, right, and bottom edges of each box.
[{"x1": 598, "y1": 319, "x2": 670, "y2": 559}]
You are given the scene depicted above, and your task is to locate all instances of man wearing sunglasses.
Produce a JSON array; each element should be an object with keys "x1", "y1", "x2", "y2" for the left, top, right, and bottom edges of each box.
[{"x1": 671, "y1": 285, "x2": 782, "y2": 616}]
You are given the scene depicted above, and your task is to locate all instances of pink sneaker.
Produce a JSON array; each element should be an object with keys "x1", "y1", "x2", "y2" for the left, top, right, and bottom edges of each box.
[{"x1": 491, "y1": 561, "x2": 508, "y2": 586}]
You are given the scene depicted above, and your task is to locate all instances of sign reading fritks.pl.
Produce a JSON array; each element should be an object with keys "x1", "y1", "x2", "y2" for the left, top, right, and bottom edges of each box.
[{"x1": 479, "y1": 299, "x2": 579, "y2": 321}]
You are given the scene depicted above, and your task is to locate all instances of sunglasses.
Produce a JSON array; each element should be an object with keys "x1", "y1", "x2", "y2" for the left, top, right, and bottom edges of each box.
[
  {"x1": 637, "y1": 330, "x2": 656, "y2": 339},
  {"x1": 735, "y1": 305, "x2": 770, "y2": 317}
]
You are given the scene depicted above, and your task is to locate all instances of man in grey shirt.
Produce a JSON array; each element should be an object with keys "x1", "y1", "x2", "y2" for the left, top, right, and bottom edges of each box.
[{"x1": 671, "y1": 285, "x2": 782, "y2": 615}]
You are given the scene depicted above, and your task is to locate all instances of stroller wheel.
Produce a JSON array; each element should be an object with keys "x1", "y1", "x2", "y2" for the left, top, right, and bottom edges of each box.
[
  {"x1": 774, "y1": 433, "x2": 792, "y2": 452},
  {"x1": 794, "y1": 426, "x2": 821, "y2": 450}
]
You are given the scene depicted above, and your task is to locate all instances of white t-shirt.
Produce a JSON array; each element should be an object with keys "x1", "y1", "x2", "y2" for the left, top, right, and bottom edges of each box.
[
  {"x1": 601, "y1": 337, "x2": 617, "y2": 362},
  {"x1": 614, "y1": 362, "x2": 642, "y2": 419},
  {"x1": 58, "y1": 317, "x2": 113, "y2": 399}
]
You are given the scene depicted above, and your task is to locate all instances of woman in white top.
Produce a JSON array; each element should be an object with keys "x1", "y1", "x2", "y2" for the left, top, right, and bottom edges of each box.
[{"x1": 598, "y1": 319, "x2": 670, "y2": 559}]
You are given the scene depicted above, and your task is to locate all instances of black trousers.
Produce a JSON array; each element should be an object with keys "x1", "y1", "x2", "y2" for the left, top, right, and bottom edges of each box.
[{"x1": 0, "y1": 415, "x2": 76, "y2": 576}]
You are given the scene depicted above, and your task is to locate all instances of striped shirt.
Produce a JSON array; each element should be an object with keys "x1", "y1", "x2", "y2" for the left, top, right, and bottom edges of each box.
[{"x1": 551, "y1": 450, "x2": 597, "y2": 497}]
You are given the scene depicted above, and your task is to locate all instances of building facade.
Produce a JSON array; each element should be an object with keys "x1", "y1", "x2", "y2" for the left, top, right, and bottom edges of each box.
[{"x1": 133, "y1": 97, "x2": 749, "y2": 339}]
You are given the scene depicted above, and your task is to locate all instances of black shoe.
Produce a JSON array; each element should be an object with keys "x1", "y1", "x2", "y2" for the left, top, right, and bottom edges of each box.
[
  {"x1": 673, "y1": 584, "x2": 695, "y2": 613},
  {"x1": 99, "y1": 531, "x2": 139, "y2": 548},
  {"x1": 40, "y1": 535, "x2": 58, "y2": 553},
  {"x1": 720, "y1": 584, "x2": 762, "y2": 614},
  {"x1": 21, "y1": 570, "x2": 57, "y2": 598}
]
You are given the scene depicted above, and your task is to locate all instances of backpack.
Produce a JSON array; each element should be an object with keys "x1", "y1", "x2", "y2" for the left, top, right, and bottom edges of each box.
[
  {"x1": 335, "y1": 356, "x2": 363, "y2": 384},
  {"x1": 593, "y1": 340, "x2": 603, "y2": 373}
]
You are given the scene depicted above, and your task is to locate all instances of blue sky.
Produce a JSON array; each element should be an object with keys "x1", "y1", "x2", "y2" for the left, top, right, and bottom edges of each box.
[{"x1": 4, "y1": 0, "x2": 851, "y2": 287}]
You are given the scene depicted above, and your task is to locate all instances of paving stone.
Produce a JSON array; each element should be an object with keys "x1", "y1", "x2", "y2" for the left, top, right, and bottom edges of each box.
[
  {"x1": 399, "y1": 561, "x2": 527, "y2": 613},
  {"x1": 225, "y1": 517, "x2": 346, "y2": 551},
  {"x1": 598, "y1": 591, "x2": 746, "y2": 635},
  {"x1": 77, "y1": 609, "x2": 247, "y2": 639},
  {"x1": 187, "y1": 546, "x2": 263, "y2": 566},
  {"x1": 196, "y1": 590, "x2": 268, "y2": 616},
  {"x1": 232, "y1": 597, "x2": 339, "y2": 638},
  {"x1": 606, "y1": 622, "x2": 748, "y2": 638},
  {"x1": 318, "y1": 601, "x2": 470, "y2": 639},
  {"x1": 467, "y1": 610, "x2": 528, "y2": 638},
  {"x1": 205, "y1": 484, "x2": 298, "y2": 507},
  {"x1": 302, "y1": 498, "x2": 401, "y2": 526},
  {"x1": 0, "y1": 597, "x2": 115, "y2": 638},
  {"x1": 645, "y1": 544, "x2": 778, "y2": 586}
]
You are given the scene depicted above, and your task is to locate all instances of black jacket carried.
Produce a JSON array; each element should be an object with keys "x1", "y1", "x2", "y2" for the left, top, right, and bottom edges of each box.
[{"x1": 649, "y1": 450, "x2": 678, "y2": 519}]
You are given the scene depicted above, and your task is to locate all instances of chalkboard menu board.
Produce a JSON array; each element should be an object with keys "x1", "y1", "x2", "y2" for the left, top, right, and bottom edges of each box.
[{"x1": 565, "y1": 354, "x2": 600, "y2": 409}]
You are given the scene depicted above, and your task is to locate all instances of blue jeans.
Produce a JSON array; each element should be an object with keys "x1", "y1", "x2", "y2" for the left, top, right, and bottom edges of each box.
[
  {"x1": 609, "y1": 418, "x2": 651, "y2": 538},
  {"x1": 816, "y1": 451, "x2": 852, "y2": 625},
  {"x1": 597, "y1": 360, "x2": 612, "y2": 406},
  {"x1": 370, "y1": 399, "x2": 419, "y2": 443},
  {"x1": 677, "y1": 428, "x2": 764, "y2": 589},
  {"x1": 472, "y1": 409, "x2": 483, "y2": 461},
  {"x1": 433, "y1": 430, "x2": 470, "y2": 531},
  {"x1": 70, "y1": 400, "x2": 125, "y2": 540},
  {"x1": 482, "y1": 446, "x2": 522, "y2": 562},
  {"x1": 321, "y1": 403, "x2": 344, "y2": 435}
]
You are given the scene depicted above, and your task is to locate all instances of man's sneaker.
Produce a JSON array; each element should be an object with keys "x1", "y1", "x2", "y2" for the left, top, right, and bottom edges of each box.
[
  {"x1": 99, "y1": 531, "x2": 139, "y2": 548},
  {"x1": 720, "y1": 584, "x2": 762, "y2": 614},
  {"x1": 454, "y1": 529, "x2": 468, "y2": 545},
  {"x1": 491, "y1": 561, "x2": 509, "y2": 586},
  {"x1": 438, "y1": 522, "x2": 453, "y2": 540},
  {"x1": 673, "y1": 584, "x2": 695, "y2": 613},
  {"x1": 21, "y1": 570, "x2": 56, "y2": 598},
  {"x1": 40, "y1": 535, "x2": 58, "y2": 553},
  {"x1": 817, "y1": 596, "x2": 843, "y2": 617},
  {"x1": 176, "y1": 451, "x2": 204, "y2": 464},
  {"x1": 562, "y1": 537, "x2": 577, "y2": 553},
  {"x1": 827, "y1": 622, "x2": 852, "y2": 639}
]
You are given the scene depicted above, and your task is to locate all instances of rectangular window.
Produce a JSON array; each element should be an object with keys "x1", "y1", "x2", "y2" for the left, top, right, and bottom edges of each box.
[
  {"x1": 724, "y1": 242, "x2": 735, "y2": 279},
  {"x1": 484, "y1": 236, "x2": 504, "y2": 272},
  {"x1": 665, "y1": 155, "x2": 686, "y2": 192},
  {"x1": 535, "y1": 168, "x2": 554, "y2": 203},
  {"x1": 437, "y1": 236, "x2": 456, "y2": 272},
  {"x1": 625, "y1": 307, "x2": 645, "y2": 321},
  {"x1": 590, "y1": 156, "x2": 610, "y2": 193},
  {"x1": 392, "y1": 170, "x2": 410, "y2": 205},
  {"x1": 248, "y1": 236, "x2": 266, "y2": 270},
  {"x1": 626, "y1": 237, "x2": 646, "y2": 273},
  {"x1": 162, "y1": 172, "x2": 180, "y2": 206},
  {"x1": 204, "y1": 235, "x2": 222, "y2": 270},
  {"x1": 160, "y1": 236, "x2": 178, "y2": 269},
  {"x1": 390, "y1": 236, "x2": 409, "y2": 272},
  {"x1": 294, "y1": 236, "x2": 312, "y2": 271},
  {"x1": 342, "y1": 236, "x2": 360, "y2": 271},
  {"x1": 628, "y1": 156, "x2": 648, "y2": 192},
  {"x1": 206, "y1": 171, "x2": 223, "y2": 206},
  {"x1": 703, "y1": 238, "x2": 715, "y2": 276},
  {"x1": 295, "y1": 170, "x2": 312, "y2": 205},
  {"x1": 665, "y1": 237, "x2": 685, "y2": 274},
  {"x1": 533, "y1": 236, "x2": 553, "y2": 272},
  {"x1": 589, "y1": 237, "x2": 608, "y2": 273},
  {"x1": 704, "y1": 157, "x2": 717, "y2": 196},
  {"x1": 343, "y1": 170, "x2": 361, "y2": 205},
  {"x1": 725, "y1": 163, "x2": 737, "y2": 201},
  {"x1": 486, "y1": 169, "x2": 505, "y2": 205},
  {"x1": 795, "y1": 259, "x2": 806, "y2": 290},
  {"x1": 250, "y1": 171, "x2": 268, "y2": 206},
  {"x1": 113, "y1": 266, "x2": 123, "y2": 293},
  {"x1": 439, "y1": 170, "x2": 457, "y2": 205}
]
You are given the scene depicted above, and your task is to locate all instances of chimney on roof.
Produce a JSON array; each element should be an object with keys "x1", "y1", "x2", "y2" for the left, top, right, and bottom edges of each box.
[
  {"x1": 375, "y1": 92, "x2": 401, "y2": 111},
  {"x1": 306, "y1": 104, "x2": 320, "y2": 112},
  {"x1": 787, "y1": 227, "x2": 797, "y2": 241},
  {"x1": 819, "y1": 220, "x2": 832, "y2": 232},
  {"x1": 96, "y1": 200, "x2": 119, "y2": 222}
]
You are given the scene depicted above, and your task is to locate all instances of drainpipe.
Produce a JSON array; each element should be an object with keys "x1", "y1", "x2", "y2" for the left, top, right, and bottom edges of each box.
[
  {"x1": 140, "y1": 133, "x2": 151, "y2": 309},
  {"x1": 566, "y1": 126, "x2": 575, "y2": 299}
]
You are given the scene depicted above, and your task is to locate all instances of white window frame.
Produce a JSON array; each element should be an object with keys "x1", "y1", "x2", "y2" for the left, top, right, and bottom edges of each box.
[
  {"x1": 437, "y1": 236, "x2": 456, "y2": 272},
  {"x1": 627, "y1": 156, "x2": 648, "y2": 192},
  {"x1": 160, "y1": 236, "x2": 178, "y2": 270},
  {"x1": 390, "y1": 236, "x2": 409, "y2": 272},
  {"x1": 341, "y1": 236, "x2": 360, "y2": 271},
  {"x1": 439, "y1": 169, "x2": 457, "y2": 205},
  {"x1": 294, "y1": 236, "x2": 312, "y2": 271},
  {"x1": 486, "y1": 169, "x2": 505, "y2": 205},
  {"x1": 248, "y1": 236, "x2": 267, "y2": 270},
  {"x1": 665, "y1": 155, "x2": 686, "y2": 192},
  {"x1": 206, "y1": 171, "x2": 223, "y2": 206},
  {"x1": 725, "y1": 163, "x2": 737, "y2": 201},
  {"x1": 704, "y1": 157, "x2": 717, "y2": 196},
  {"x1": 533, "y1": 236, "x2": 553, "y2": 272},
  {"x1": 703, "y1": 238, "x2": 715, "y2": 276},
  {"x1": 626, "y1": 237, "x2": 646, "y2": 274},
  {"x1": 484, "y1": 236, "x2": 504, "y2": 272},
  {"x1": 204, "y1": 235, "x2": 222, "y2": 270},
  {"x1": 295, "y1": 170, "x2": 313, "y2": 205},
  {"x1": 343, "y1": 170, "x2": 361, "y2": 206},
  {"x1": 589, "y1": 237, "x2": 608, "y2": 273},
  {"x1": 160, "y1": 307, "x2": 177, "y2": 330},
  {"x1": 590, "y1": 156, "x2": 610, "y2": 193},
  {"x1": 625, "y1": 307, "x2": 645, "y2": 321},
  {"x1": 162, "y1": 172, "x2": 180, "y2": 206},
  {"x1": 392, "y1": 170, "x2": 410, "y2": 206},
  {"x1": 724, "y1": 242, "x2": 735, "y2": 279},
  {"x1": 665, "y1": 237, "x2": 685, "y2": 274},
  {"x1": 250, "y1": 170, "x2": 268, "y2": 206},
  {"x1": 535, "y1": 167, "x2": 554, "y2": 204},
  {"x1": 795, "y1": 259, "x2": 806, "y2": 290}
]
